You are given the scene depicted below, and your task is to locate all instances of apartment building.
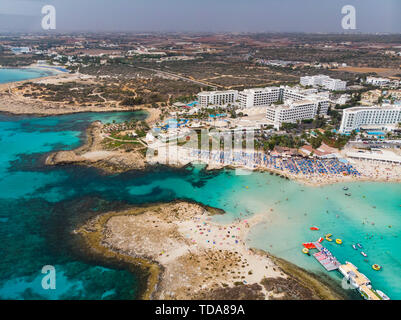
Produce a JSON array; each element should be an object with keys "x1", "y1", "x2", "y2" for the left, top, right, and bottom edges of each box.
[
  {"x1": 197, "y1": 90, "x2": 238, "y2": 107},
  {"x1": 339, "y1": 105, "x2": 401, "y2": 133}
]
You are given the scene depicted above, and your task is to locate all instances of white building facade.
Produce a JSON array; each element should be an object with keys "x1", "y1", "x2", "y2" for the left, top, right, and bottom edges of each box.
[
  {"x1": 339, "y1": 105, "x2": 401, "y2": 133},
  {"x1": 300, "y1": 75, "x2": 346, "y2": 91},
  {"x1": 366, "y1": 77, "x2": 391, "y2": 87},
  {"x1": 238, "y1": 86, "x2": 330, "y2": 117},
  {"x1": 266, "y1": 100, "x2": 323, "y2": 129},
  {"x1": 197, "y1": 90, "x2": 238, "y2": 107},
  {"x1": 238, "y1": 87, "x2": 282, "y2": 108}
]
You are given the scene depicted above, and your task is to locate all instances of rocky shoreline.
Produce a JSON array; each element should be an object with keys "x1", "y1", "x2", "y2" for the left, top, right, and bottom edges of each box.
[
  {"x1": 75, "y1": 200, "x2": 349, "y2": 300},
  {"x1": 45, "y1": 121, "x2": 147, "y2": 173}
]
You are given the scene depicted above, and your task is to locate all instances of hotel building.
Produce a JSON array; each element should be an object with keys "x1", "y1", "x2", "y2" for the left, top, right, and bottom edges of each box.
[
  {"x1": 238, "y1": 87, "x2": 282, "y2": 108},
  {"x1": 266, "y1": 99, "x2": 323, "y2": 129},
  {"x1": 197, "y1": 90, "x2": 238, "y2": 107},
  {"x1": 366, "y1": 76, "x2": 391, "y2": 87},
  {"x1": 238, "y1": 85, "x2": 329, "y2": 116},
  {"x1": 339, "y1": 105, "x2": 401, "y2": 133},
  {"x1": 300, "y1": 75, "x2": 346, "y2": 91}
]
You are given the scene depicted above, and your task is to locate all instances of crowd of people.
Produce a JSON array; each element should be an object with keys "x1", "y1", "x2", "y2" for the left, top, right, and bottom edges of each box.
[{"x1": 186, "y1": 148, "x2": 360, "y2": 177}]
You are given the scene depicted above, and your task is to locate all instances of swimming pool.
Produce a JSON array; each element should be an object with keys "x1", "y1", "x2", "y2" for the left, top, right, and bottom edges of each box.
[{"x1": 367, "y1": 131, "x2": 385, "y2": 136}]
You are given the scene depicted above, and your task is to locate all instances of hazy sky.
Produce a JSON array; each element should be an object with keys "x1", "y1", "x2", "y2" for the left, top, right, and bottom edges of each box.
[{"x1": 0, "y1": 0, "x2": 400, "y2": 33}]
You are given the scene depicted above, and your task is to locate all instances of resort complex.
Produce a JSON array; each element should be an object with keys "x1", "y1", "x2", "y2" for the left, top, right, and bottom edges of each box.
[{"x1": 0, "y1": 19, "x2": 401, "y2": 306}]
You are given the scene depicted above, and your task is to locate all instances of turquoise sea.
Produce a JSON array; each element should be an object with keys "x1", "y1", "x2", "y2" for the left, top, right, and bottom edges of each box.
[
  {"x1": 0, "y1": 111, "x2": 399, "y2": 300},
  {"x1": 0, "y1": 68, "x2": 57, "y2": 84},
  {"x1": 0, "y1": 70, "x2": 399, "y2": 299}
]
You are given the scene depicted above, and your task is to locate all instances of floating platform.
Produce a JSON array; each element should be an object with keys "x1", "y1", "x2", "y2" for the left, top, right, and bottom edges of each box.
[{"x1": 311, "y1": 242, "x2": 341, "y2": 271}]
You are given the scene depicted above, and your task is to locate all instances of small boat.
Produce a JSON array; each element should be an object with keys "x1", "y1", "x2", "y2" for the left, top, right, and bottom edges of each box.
[
  {"x1": 343, "y1": 187, "x2": 349, "y2": 191},
  {"x1": 361, "y1": 251, "x2": 368, "y2": 257},
  {"x1": 372, "y1": 264, "x2": 381, "y2": 271},
  {"x1": 336, "y1": 239, "x2": 343, "y2": 245},
  {"x1": 345, "y1": 193, "x2": 352, "y2": 196},
  {"x1": 357, "y1": 243, "x2": 363, "y2": 249},
  {"x1": 302, "y1": 248, "x2": 310, "y2": 255},
  {"x1": 352, "y1": 244, "x2": 357, "y2": 250},
  {"x1": 310, "y1": 226, "x2": 319, "y2": 231},
  {"x1": 318, "y1": 237, "x2": 324, "y2": 243},
  {"x1": 376, "y1": 290, "x2": 390, "y2": 300}
]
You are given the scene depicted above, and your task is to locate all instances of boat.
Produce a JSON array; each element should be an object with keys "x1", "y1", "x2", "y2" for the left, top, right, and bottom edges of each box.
[
  {"x1": 352, "y1": 244, "x2": 357, "y2": 250},
  {"x1": 303, "y1": 242, "x2": 316, "y2": 249},
  {"x1": 357, "y1": 243, "x2": 363, "y2": 248},
  {"x1": 325, "y1": 233, "x2": 333, "y2": 241},
  {"x1": 336, "y1": 239, "x2": 343, "y2": 245},
  {"x1": 376, "y1": 290, "x2": 390, "y2": 300},
  {"x1": 343, "y1": 187, "x2": 349, "y2": 191},
  {"x1": 310, "y1": 226, "x2": 319, "y2": 231},
  {"x1": 318, "y1": 237, "x2": 324, "y2": 243},
  {"x1": 372, "y1": 264, "x2": 381, "y2": 271},
  {"x1": 345, "y1": 193, "x2": 351, "y2": 196},
  {"x1": 361, "y1": 251, "x2": 368, "y2": 257},
  {"x1": 302, "y1": 248, "x2": 310, "y2": 255}
]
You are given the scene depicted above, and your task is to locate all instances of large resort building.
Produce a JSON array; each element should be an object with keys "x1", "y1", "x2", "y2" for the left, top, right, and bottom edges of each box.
[
  {"x1": 197, "y1": 90, "x2": 238, "y2": 107},
  {"x1": 300, "y1": 75, "x2": 347, "y2": 91},
  {"x1": 196, "y1": 86, "x2": 330, "y2": 130},
  {"x1": 266, "y1": 99, "x2": 327, "y2": 129},
  {"x1": 339, "y1": 105, "x2": 401, "y2": 133},
  {"x1": 238, "y1": 87, "x2": 282, "y2": 108},
  {"x1": 237, "y1": 86, "x2": 330, "y2": 129}
]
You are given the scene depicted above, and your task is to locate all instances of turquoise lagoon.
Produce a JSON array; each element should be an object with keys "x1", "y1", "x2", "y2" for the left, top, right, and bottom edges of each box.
[
  {"x1": 0, "y1": 68, "x2": 57, "y2": 84},
  {"x1": 0, "y1": 110, "x2": 400, "y2": 299}
]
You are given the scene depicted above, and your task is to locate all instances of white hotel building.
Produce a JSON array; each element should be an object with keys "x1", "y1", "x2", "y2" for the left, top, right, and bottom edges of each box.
[
  {"x1": 238, "y1": 87, "x2": 282, "y2": 108},
  {"x1": 197, "y1": 90, "x2": 238, "y2": 107},
  {"x1": 365, "y1": 76, "x2": 391, "y2": 87},
  {"x1": 236, "y1": 86, "x2": 330, "y2": 129},
  {"x1": 339, "y1": 105, "x2": 401, "y2": 134},
  {"x1": 196, "y1": 86, "x2": 330, "y2": 129},
  {"x1": 266, "y1": 100, "x2": 326, "y2": 129},
  {"x1": 300, "y1": 75, "x2": 347, "y2": 91}
]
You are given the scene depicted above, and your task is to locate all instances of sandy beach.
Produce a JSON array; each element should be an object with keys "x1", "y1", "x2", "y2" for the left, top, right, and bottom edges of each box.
[
  {"x1": 47, "y1": 121, "x2": 401, "y2": 185},
  {"x1": 76, "y1": 201, "x2": 346, "y2": 300},
  {"x1": 147, "y1": 144, "x2": 401, "y2": 187}
]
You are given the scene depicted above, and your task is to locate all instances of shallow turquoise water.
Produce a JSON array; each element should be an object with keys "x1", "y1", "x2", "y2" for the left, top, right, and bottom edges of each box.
[
  {"x1": 0, "y1": 109, "x2": 400, "y2": 299},
  {"x1": 0, "y1": 68, "x2": 56, "y2": 84}
]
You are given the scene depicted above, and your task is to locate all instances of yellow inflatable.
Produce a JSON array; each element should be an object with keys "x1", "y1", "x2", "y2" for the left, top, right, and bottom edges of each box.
[
  {"x1": 336, "y1": 239, "x2": 343, "y2": 245},
  {"x1": 372, "y1": 264, "x2": 381, "y2": 271},
  {"x1": 302, "y1": 248, "x2": 309, "y2": 254}
]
